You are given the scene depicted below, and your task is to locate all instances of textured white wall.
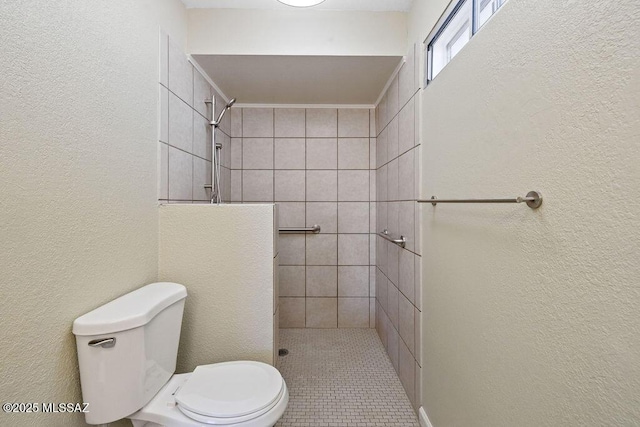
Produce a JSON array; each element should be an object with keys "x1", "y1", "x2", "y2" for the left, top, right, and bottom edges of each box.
[
  {"x1": 416, "y1": 0, "x2": 640, "y2": 425},
  {"x1": 0, "y1": 1, "x2": 186, "y2": 426},
  {"x1": 159, "y1": 204, "x2": 275, "y2": 371},
  {"x1": 187, "y1": 8, "x2": 408, "y2": 56}
]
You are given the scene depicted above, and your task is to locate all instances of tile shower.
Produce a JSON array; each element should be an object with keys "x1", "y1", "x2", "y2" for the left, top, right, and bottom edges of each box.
[
  {"x1": 229, "y1": 107, "x2": 377, "y2": 329},
  {"x1": 158, "y1": 33, "x2": 231, "y2": 203},
  {"x1": 157, "y1": 31, "x2": 422, "y2": 414},
  {"x1": 375, "y1": 44, "x2": 422, "y2": 410}
]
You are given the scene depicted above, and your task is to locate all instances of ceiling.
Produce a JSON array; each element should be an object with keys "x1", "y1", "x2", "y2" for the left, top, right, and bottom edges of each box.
[
  {"x1": 181, "y1": 0, "x2": 414, "y2": 11},
  {"x1": 192, "y1": 55, "x2": 402, "y2": 105}
]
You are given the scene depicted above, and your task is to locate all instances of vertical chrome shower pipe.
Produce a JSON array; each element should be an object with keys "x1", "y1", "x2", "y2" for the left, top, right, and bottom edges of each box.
[
  {"x1": 204, "y1": 97, "x2": 236, "y2": 204},
  {"x1": 204, "y1": 97, "x2": 222, "y2": 204}
]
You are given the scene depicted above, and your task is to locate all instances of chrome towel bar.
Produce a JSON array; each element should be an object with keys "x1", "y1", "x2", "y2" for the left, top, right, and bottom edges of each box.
[
  {"x1": 378, "y1": 229, "x2": 406, "y2": 248},
  {"x1": 417, "y1": 191, "x2": 542, "y2": 209},
  {"x1": 279, "y1": 225, "x2": 321, "y2": 234}
]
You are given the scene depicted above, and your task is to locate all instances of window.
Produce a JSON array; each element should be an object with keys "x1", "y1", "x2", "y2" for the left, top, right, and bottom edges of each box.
[{"x1": 425, "y1": 0, "x2": 507, "y2": 83}]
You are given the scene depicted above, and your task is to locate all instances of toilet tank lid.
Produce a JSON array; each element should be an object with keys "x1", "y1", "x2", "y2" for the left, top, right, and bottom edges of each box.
[{"x1": 72, "y1": 282, "x2": 187, "y2": 336}]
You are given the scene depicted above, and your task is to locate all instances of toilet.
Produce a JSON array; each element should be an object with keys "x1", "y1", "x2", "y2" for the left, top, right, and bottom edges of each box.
[{"x1": 72, "y1": 282, "x2": 288, "y2": 426}]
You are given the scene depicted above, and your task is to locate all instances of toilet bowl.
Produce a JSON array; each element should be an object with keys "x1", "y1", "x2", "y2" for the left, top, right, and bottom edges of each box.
[
  {"x1": 130, "y1": 362, "x2": 289, "y2": 427},
  {"x1": 72, "y1": 282, "x2": 288, "y2": 427}
]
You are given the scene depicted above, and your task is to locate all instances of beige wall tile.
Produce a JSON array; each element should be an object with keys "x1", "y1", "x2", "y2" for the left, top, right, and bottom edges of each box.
[
  {"x1": 338, "y1": 297, "x2": 369, "y2": 328},
  {"x1": 377, "y1": 166, "x2": 387, "y2": 203},
  {"x1": 338, "y1": 234, "x2": 369, "y2": 266},
  {"x1": 398, "y1": 149, "x2": 415, "y2": 201},
  {"x1": 338, "y1": 109, "x2": 369, "y2": 137},
  {"x1": 168, "y1": 146, "x2": 193, "y2": 200},
  {"x1": 387, "y1": 322, "x2": 399, "y2": 372},
  {"x1": 220, "y1": 132, "x2": 231, "y2": 168},
  {"x1": 280, "y1": 266, "x2": 305, "y2": 297},
  {"x1": 192, "y1": 156, "x2": 210, "y2": 201},
  {"x1": 280, "y1": 297, "x2": 305, "y2": 328},
  {"x1": 243, "y1": 138, "x2": 273, "y2": 169},
  {"x1": 193, "y1": 113, "x2": 211, "y2": 161},
  {"x1": 306, "y1": 109, "x2": 337, "y2": 137},
  {"x1": 398, "y1": 201, "x2": 415, "y2": 252},
  {"x1": 376, "y1": 268, "x2": 388, "y2": 312},
  {"x1": 277, "y1": 202, "x2": 305, "y2": 228},
  {"x1": 387, "y1": 75, "x2": 399, "y2": 120},
  {"x1": 398, "y1": 293, "x2": 415, "y2": 355},
  {"x1": 242, "y1": 170, "x2": 273, "y2": 202},
  {"x1": 414, "y1": 254, "x2": 421, "y2": 310},
  {"x1": 387, "y1": 158, "x2": 399, "y2": 202},
  {"x1": 306, "y1": 170, "x2": 337, "y2": 201},
  {"x1": 387, "y1": 116, "x2": 399, "y2": 161},
  {"x1": 377, "y1": 91, "x2": 388, "y2": 132},
  {"x1": 369, "y1": 265, "x2": 376, "y2": 297},
  {"x1": 275, "y1": 170, "x2": 305, "y2": 201},
  {"x1": 369, "y1": 201, "x2": 377, "y2": 233},
  {"x1": 398, "y1": 338, "x2": 416, "y2": 407},
  {"x1": 387, "y1": 281, "x2": 399, "y2": 329},
  {"x1": 279, "y1": 234, "x2": 305, "y2": 266},
  {"x1": 306, "y1": 266, "x2": 337, "y2": 297},
  {"x1": 376, "y1": 233, "x2": 386, "y2": 277},
  {"x1": 306, "y1": 202, "x2": 337, "y2": 233},
  {"x1": 306, "y1": 138, "x2": 337, "y2": 169},
  {"x1": 231, "y1": 138, "x2": 242, "y2": 169},
  {"x1": 398, "y1": 97, "x2": 415, "y2": 155},
  {"x1": 338, "y1": 266, "x2": 369, "y2": 297},
  {"x1": 338, "y1": 138, "x2": 369, "y2": 169},
  {"x1": 398, "y1": 248, "x2": 415, "y2": 305},
  {"x1": 168, "y1": 37, "x2": 193, "y2": 106},
  {"x1": 230, "y1": 107, "x2": 242, "y2": 138},
  {"x1": 369, "y1": 232, "x2": 376, "y2": 265},
  {"x1": 387, "y1": 202, "x2": 399, "y2": 238},
  {"x1": 275, "y1": 138, "x2": 305, "y2": 169},
  {"x1": 338, "y1": 170, "x2": 369, "y2": 201},
  {"x1": 338, "y1": 202, "x2": 369, "y2": 233},
  {"x1": 306, "y1": 234, "x2": 337, "y2": 265},
  {"x1": 168, "y1": 92, "x2": 193, "y2": 153},
  {"x1": 158, "y1": 143, "x2": 168, "y2": 200},
  {"x1": 369, "y1": 109, "x2": 376, "y2": 137},
  {"x1": 370, "y1": 298, "x2": 376, "y2": 328},
  {"x1": 387, "y1": 239, "x2": 399, "y2": 286},
  {"x1": 275, "y1": 108, "x2": 305, "y2": 137},
  {"x1": 193, "y1": 69, "x2": 212, "y2": 120},
  {"x1": 369, "y1": 137, "x2": 377, "y2": 169},
  {"x1": 230, "y1": 170, "x2": 242, "y2": 202},
  {"x1": 377, "y1": 126, "x2": 387, "y2": 167},
  {"x1": 414, "y1": 361, "x2": 421, "y2": 412},
  {"x1": 159, "y1": 86, "x2": 168, "y2": 143},
  {"x1": 306, "y1": 297, "x2": 337, "y2": 328},
  {"x1": 414, "y1": 305, "x2": 421, "y2": 364},
  {"x1": 243, "y1": 108, "x2": 274, "y2": 137}
]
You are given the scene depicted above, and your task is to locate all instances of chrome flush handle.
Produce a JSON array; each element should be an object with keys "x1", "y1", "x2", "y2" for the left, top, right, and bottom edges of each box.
[{"x1": 88, "y1": 338, "x2": 116, "y2": 348}]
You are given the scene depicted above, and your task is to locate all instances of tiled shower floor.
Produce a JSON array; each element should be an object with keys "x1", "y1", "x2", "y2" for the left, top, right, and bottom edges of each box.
[{"x1": 275, "y1": 329, "x2": 419, "y2": 427}]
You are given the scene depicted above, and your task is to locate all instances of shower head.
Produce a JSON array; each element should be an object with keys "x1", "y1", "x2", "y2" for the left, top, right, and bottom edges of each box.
[{"x1": 212, "y1": 98, "x2": 237, "y2": 128}]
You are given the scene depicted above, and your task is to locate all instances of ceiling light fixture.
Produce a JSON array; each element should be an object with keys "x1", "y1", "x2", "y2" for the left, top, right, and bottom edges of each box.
[{"x1": 276, "y1": 0, "x2": 327, "y2": 7}]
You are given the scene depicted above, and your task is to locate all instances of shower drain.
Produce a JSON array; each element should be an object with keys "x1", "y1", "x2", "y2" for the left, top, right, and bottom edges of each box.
[{"x1": 278, "y1": 348, "x2": 289, "y2": 357}]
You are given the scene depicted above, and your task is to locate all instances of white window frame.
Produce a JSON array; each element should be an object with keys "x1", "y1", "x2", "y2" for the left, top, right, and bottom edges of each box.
[{"x1": 424, "y1": 0, "x2": 508, "y2": 86}]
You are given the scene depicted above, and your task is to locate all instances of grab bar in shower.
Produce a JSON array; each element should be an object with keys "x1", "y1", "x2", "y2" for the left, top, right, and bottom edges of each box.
[
  {"x1": 417, "y1": 191, "x2": 542, "y2": 209},
  {"x1": 378, "y1": 229, "x2": 406, "y2": 248},
  {"x1": 279, "y1": 225, "x2": 321, "y2": 234}
]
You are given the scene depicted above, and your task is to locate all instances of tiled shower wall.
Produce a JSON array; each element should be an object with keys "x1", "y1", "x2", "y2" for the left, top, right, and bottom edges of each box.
[
  {"x1": 158, "y1": 33, "x2": 231, "y2": 203},
  {"x1": 229, "y1": 108, "x2": 377, "y2": 329},
  {"x1": 375, "y1": 44, "x2": 422, "y2": 411}
]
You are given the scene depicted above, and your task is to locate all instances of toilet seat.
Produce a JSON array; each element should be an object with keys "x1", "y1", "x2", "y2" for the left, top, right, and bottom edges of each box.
[{"x1": 175, "y1": 361, "x2": 285, "y2": 425}]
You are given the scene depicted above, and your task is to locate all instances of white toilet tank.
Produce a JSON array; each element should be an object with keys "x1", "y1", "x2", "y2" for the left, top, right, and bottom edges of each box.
[{"x1": 72, "y1": 282, "x2": 187, "y2": 425}]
